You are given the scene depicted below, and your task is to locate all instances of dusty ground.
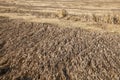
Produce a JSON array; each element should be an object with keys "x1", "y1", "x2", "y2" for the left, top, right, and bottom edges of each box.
[{"x1": 0, "y1": 0, "x2": 120, "y2": 80}]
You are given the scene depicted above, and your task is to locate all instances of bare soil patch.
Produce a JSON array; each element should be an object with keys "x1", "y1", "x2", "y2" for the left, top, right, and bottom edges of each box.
[{"x1": 0, "y1": 17, "x2": 120, "y2": 80}]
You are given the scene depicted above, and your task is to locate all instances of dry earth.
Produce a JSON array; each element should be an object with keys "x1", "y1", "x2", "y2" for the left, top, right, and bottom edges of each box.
[{"x1": 0, "y1": 0, "x2": 120, "y2": 80}]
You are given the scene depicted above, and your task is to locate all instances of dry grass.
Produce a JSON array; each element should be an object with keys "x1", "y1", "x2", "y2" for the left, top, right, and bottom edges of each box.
[{"x1": 64, "y1": 13, "x2": 120, "y2": 24}]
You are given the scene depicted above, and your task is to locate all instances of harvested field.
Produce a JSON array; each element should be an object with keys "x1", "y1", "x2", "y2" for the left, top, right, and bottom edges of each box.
[{"x1": 0, "y1": 0, "x2": 120, "y2": 80}]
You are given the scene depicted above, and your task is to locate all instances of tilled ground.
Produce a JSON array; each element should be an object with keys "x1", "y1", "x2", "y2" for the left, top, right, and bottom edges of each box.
[{"x1": 0, "y1": 17, "x2": 120, "y2": 80}]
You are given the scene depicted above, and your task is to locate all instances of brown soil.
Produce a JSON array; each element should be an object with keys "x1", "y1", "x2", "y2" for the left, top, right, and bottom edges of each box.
[
  {"x1": 0, "y1": 17, "x2": 120, "y2": 80},
  {"x1": 0, "y1": 0, "x2": 120, "y2": 80}
]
